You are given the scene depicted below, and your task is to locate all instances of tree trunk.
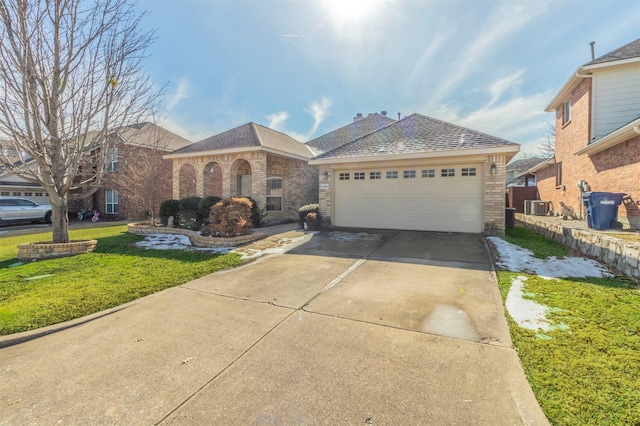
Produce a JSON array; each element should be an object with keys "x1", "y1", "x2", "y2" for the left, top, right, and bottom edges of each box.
[{"x1": 51, "y1": 203, "x2": 70, "y2": 244}]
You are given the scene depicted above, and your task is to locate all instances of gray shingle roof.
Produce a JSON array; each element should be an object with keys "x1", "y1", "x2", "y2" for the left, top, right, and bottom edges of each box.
[
  {"x1": 118, "y1": 122, "x2": 191, "y2": 151},
  {"x1": 585, "y1": 37, "x2": 640, "y2": 65},
  {"x1": 306, "y1": 113, "x2": 396, "y2": 155},
  {"x1": 170, "y1": 122, "x2": 313, "y2": 158},
  {"x1": 313, "y1": 113, "x2": 518, "y2": 160},
  {"x1": 506, "y1": 157, "x2": 545, "y2": 172}
]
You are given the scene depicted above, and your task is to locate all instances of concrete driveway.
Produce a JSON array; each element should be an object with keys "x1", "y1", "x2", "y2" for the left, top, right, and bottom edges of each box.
[{"x1": 0, "y1": 229, "x2": 548, "y2": 425}]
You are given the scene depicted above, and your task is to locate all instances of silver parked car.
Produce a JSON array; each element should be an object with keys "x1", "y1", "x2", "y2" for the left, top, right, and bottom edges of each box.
[{"x1": 0, "y1": 196, "x2": 52, "y2": 225}]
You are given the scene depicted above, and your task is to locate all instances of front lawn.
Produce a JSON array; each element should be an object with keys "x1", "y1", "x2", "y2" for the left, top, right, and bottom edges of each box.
[
  {"x1": 495, "y1": 227, "x2": 640, "y2": 425},
  {"x1": 0, "y1": 225, "x2": 241, "y2": 335}
]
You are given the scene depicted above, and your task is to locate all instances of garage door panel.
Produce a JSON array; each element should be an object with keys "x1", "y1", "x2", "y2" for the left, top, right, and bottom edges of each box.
[{"x1": 334, "y1": 164, "x2": 483, "y2": 233}]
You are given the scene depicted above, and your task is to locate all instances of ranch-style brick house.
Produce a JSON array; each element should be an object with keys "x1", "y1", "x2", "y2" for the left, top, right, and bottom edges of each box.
[
  {"x1": 530, "y1": 38, "x2": 640, "y2": 229},
  {"x1": 167, "y1": 112, "x2": 519, "y2": 235},
  {"x1": 164, "y1": 122, "x2": 319, "y2": 223}
]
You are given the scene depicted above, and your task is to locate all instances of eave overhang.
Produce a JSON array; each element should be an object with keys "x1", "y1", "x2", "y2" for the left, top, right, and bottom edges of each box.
[
  {"x1": 164, "y1": 146, "x2": 312, "y2": 162},
  {"x1": 574, "y1": 118, "x2": 640, "y2": 156},
  {"x1": 309, "y1": 145, "x2": 520, "y2": 166}
]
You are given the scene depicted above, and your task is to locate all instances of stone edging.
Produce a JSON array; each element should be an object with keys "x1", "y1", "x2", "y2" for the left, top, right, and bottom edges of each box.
[
  {"x1": 17, "y1": 240, "x2": 98, "y2": 261},
  {"x1": 516, "y1": 213, "x2": 640, "y2": 281},
  {"x1": 127, "y1": 223, "x2": 267, "y2": 248}
]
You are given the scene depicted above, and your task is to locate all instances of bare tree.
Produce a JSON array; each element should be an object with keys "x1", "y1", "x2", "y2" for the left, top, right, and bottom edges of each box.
[
  {"x1": 539, "y1": 121, "x2": 556, "y2": 159},
  {"x1": 105, "y1": 121, "x2": 174, "y2": 226},
  {"x1": 0, "y1": 0, "x2": 159, "y2": 243}
]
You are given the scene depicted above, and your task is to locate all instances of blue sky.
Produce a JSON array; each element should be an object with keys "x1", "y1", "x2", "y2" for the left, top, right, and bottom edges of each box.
[{"x1": 136, "y1": 0, "x2": 640, "y2": 157}]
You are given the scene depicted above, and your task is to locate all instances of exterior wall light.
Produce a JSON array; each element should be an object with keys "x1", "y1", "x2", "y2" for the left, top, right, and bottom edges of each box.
[{"x1": 490, "y1": 163, "x2": 497, "y2": 175}]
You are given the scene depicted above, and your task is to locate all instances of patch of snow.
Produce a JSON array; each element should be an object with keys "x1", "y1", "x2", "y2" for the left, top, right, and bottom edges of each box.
[
  {"x1": 487, "y1": 236, "x2": 611, "y2": 278},
  {"x1": 134, "y1": 233, "x2": 230, "y2": 254},
  {"x1": 329, "y1": 231, "x2": 382, "y2": 242},
  {"x1": 506, "y1": 276, "x2": 551, "y2": 331}
]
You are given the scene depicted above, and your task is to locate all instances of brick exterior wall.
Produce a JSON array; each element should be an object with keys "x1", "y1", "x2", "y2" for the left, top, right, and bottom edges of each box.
[
  {"x1": 171, "y1": 151, "x2": 318, "y2": 222},
  {"x1": 537, "y1": 78, "x2": 640, "y2": 229},
  {"x1": 77, "y1": 142, "x2": 175, "y2": 221}
]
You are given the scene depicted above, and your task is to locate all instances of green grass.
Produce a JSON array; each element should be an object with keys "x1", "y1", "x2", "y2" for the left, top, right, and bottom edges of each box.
[
  {"x1": 504, "y1": 226, "x2": 569, "y2": 259},
  {"x1": 497, "y1": 228, "x2": 640, "y2": 425},
  {"x1": 0, "y1": 225, "x2": 241, "y2": 335}
]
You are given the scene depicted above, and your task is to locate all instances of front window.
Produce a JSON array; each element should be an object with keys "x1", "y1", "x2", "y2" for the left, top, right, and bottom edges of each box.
[
  {"x1": 106, "y1": 189, "x2": 119, "y2": 214},
  {"x1": 107, "y1": 147, "x2": 118, "y2": 172},
  {"x1": 266, "y1": 176, "x2": 283, "y2": 212}
]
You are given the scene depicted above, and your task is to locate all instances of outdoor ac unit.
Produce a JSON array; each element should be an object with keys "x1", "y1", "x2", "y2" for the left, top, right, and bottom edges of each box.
[
  {"x1": 524, "y1": 200, "x2": 534, "y2": 215},
  {"x1": 532, "y1": 201, "x2": 549, "y2": 216}
]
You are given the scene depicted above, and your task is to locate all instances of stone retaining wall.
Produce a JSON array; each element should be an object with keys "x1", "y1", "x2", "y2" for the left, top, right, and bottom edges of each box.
[
  {"x1": 127, "y1": 223, "x2": 267, "y2": 248},
  {"x1": 516, "y1": 213, "x2": 640, "y2": 281},
  {"x1": 17, "y1": 240, "x2": 98, "y2": 261}
]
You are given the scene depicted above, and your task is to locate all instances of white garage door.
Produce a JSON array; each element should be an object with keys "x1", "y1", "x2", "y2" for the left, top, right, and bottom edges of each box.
[{"x1": 334, "y1": 164, "x2": 483, "y2": 233}]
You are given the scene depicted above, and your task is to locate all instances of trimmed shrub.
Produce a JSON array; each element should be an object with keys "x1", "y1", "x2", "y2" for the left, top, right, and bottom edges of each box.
[
  {"x1": 298, "y1": 203, "x2": 319, "y2": 225},
  {"x1": 208, "y1": 197, "x2": 253, "y2": 236},
  {"x1": 159, "y1": 199, "x2": 180, "y2": 226},
  {"x1": 179, "y1": 196, "x2": 202, "y2": 229},
  {"x1": 198, "y1": 196, "x2": 222, "y2": 224},
  {"x1": 305, "y1": 212, "x2": 321, "y2": 231},
  {"x1": 246, "y1": 197, "x2": 267, "y2": 228}
]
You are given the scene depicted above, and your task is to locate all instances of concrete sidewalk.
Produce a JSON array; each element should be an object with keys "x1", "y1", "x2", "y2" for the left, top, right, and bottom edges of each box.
[{"x1": 0, "y1": 228, "x2": 548, "y2": 425}]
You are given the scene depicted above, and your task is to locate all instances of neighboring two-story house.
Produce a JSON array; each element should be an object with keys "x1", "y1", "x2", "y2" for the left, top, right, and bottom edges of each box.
[
  {"x1": 535, "y1": 38, "x2": 640, "y2": 229},
  {"x1": 74, "y1": 122, "x2": 191, "y2": 220}
]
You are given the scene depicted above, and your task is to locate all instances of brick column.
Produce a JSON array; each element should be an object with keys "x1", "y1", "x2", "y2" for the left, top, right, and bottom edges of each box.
[
  {"x1": 484, "y1": 154, "x2": 506, "y2": 236},
  {"x1": 318, "y1": 165, "x2": 333, "y2": 225}
]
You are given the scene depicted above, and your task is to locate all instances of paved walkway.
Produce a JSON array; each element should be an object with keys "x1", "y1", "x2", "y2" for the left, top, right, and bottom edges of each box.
[{"x1": 0, "y1": 228, "x2": 548, "y2": 425}]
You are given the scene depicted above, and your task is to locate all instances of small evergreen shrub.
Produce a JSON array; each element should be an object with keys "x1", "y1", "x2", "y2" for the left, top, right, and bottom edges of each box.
[
  {"x1": 179, "y1": 196, "x2": 202, "y2": 228},
  {"x1": 246, "y1": 197, "x2": 267, "y2": 228},
  {"x1": 298, "y1": 203, "x2": 319, "y2": 225},
  {"x1": 198, "y1": 196, "x2": 222, "y2": 224},
  {"x1": 208, "y1": 197, "x2": 253, "y2": 236},
  {"x1": 159, "y1": 199, "x2": 180, "y2": 226}
]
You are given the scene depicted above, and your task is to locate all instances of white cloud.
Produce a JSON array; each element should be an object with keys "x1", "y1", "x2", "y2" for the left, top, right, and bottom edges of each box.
[
  {"x1": 165, "y1": 78, "x2": 191, "y2": 112},
  {"x1": 266, "y1": 111, "x2": 289, "y2": 131},
  {"x1": 487, "y1": 70, "x2": 524, "y2": 108},
  {"x1": 305, "y1": 97, "x2": 332, "y2": 137},
  {"x1": 265, "y1": 97, "x2": 333, "y2": 141},
  {"x1": 431, "y1": 2, "x2": 549, "y2": 106}
]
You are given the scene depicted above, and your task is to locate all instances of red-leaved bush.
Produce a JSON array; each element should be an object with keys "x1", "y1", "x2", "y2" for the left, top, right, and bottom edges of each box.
[{"x1": 207, "y1": 197, "x2": 253, "y2": 236}]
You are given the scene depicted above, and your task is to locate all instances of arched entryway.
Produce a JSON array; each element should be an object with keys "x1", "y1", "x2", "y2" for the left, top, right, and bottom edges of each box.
[
  {"x1": 178, "y1": 163, "x2": 197, "y2": 198},
  {"x1": 203, "y1": 161, "x2": 223, "y2": 197},
  {"x1": 230, "y1": 159, "x2": 252, "y2": 197}
]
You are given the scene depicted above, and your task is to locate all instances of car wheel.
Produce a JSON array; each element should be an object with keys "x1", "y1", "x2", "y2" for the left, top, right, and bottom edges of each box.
[{"x1": 45, "y1": 211, "x2": 52, "y2": 224}]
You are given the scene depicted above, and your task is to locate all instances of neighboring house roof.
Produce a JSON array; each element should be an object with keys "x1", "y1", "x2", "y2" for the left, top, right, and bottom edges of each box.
[
  {"x1": 116, "y1": 122, "x2": 191, "y2": 151},
  {"x1": 306, "y1": 113, "x2": 396, "y2": 155},
  {"x1": 546, "y1": 38, "x2": 640, "y2": 112},
  {"x1": 516, "y1": 158, "x2": 556, "y2": 179},
  {"x1": 310, "y1": 113, "x2": 519, "y2": 163},
  {"x1": 506, "y1": 156, "x2": 545, "y2": 173},
  {"x1": 585, "y1": 37, "x2": 640, "y2": 65},
  {"x1": 167, "y1": 122, "x2": 314, "y2": 160}
]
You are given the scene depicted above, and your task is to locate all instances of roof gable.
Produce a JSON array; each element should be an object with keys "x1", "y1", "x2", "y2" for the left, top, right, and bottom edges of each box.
[
  {"x1": 312, "y1": 113, "x2": 518, "y2": 160},
  {"x1": 306, "y1": 113, "x2": 395, "y2": 155},
  {"x1": 170, "y1": 122, "x2": 313, "y2": 159}
]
